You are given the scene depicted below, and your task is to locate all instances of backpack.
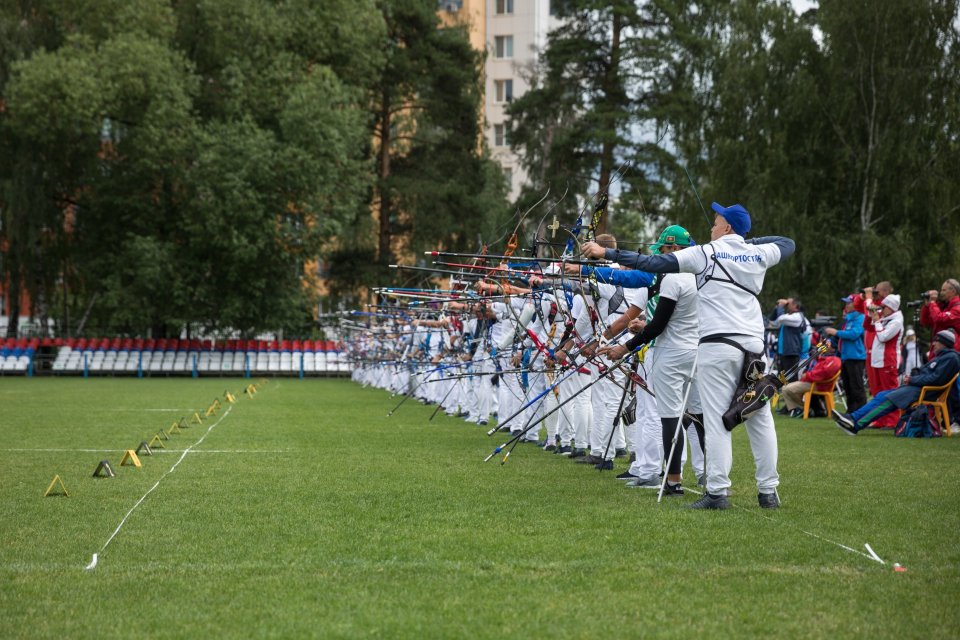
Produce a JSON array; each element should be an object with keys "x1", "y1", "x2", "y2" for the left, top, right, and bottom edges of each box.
[{"x1": 894, "y1": 405, "x2": 942, "y2": 438}]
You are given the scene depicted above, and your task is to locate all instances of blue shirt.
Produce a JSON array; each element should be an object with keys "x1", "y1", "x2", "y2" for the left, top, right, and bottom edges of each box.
[
  {"x1": 835, "y1": 310, "x2": 866, "y2": 361},
  {"x1": 582, "y1": 266, "x2": 655, "y2": 288}
]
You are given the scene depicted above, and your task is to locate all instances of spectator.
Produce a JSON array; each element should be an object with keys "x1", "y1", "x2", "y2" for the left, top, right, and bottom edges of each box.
[
  {"x1": 900, "y1": 328, "x2": 922, "y2": 382},
  {"x1": 780, "y1": 341, "x2": 841, "y2": 417},
  {"x1": 768, "y1": 298, "x2": 808, "y2": 385},
  {"x1": 833, "y1": 329, "x2": 960, "y2": 434},
  {"x1": 919, "y1": 278, "x2": 960, "y2": 359},
  {"x1": 824, "y1": 295, "x2": 867, "y2": 411},
  {"x1": 867, "y1": 294, "x2": 904, "y2": 428},
  {"x1": 853, "y1": 280, "x2": 899, "y2": 428}
]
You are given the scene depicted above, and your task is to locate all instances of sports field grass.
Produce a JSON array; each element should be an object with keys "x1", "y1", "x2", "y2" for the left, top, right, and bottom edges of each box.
[{"x1": 1, "y1": 377, "x2": 958, "y2": 638}]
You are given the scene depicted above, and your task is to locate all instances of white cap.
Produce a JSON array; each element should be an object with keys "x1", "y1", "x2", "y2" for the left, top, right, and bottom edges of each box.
[{"x1": 882, "y1": 294, "x2": 901, "y2": 312}]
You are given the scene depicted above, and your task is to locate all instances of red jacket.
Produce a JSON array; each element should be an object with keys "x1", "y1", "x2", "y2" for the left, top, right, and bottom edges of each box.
[
  {"x1": 920, "y1": 296, "x2": 960, "y2": 357},
  {"x1": 801, "y1": 355, "x2": 841, "y2": 389}
]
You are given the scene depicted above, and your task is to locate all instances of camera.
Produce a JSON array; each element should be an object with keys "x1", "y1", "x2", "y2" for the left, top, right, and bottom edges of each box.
[
  {"x1": 921, "y1": 291, "x2": 932, "y2": 300},
  {"x1": 906, "y1": 300, "x2": 925, "y2": 308},
  {"x1": 810, "y1": 316, "x2": 837, "y2": 329}
]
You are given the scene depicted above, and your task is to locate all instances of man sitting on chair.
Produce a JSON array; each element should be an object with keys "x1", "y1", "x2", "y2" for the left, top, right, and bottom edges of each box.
[
  {"x1": 833, "y1": 329, "x2": 960, "y2": 435},
  {"x1": 780, "y1": 341, "x2": 841, "y2": 418}
]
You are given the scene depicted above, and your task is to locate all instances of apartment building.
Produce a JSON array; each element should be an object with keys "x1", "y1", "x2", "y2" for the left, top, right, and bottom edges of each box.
[{"x1": 439, "y1": 0, "x2": 560, "y2": 201}]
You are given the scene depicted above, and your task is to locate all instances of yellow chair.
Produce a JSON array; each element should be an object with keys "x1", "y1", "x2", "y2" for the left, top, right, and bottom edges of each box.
[
  {"x1": 911, "y1": 373, "x2": 959, "y2": 436},
  {"x1": 802, "y1": 371, "x2": 841, "y2": 419}
]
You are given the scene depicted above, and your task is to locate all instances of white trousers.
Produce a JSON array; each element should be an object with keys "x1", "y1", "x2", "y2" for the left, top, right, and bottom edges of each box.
[
  {"x1": 496, "y1": 354, "x2": 523, "y2": 431},
  {"x1": 698, "y1": 340, "x2": 779, "y2": 495},
  {"x1": 590, "y1": 359, "x2": 626, "y2": 460},
  {"x1": 556, "y1": 370, "x2": 590, "y2": 446}
]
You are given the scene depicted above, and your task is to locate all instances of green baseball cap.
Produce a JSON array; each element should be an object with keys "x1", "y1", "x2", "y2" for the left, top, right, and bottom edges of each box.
[{"x1": 651, "y1": 224, "x2": 693, "y2": 254}]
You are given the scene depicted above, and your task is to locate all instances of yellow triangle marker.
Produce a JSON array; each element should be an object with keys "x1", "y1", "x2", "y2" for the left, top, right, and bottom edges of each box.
[
  {"x1": 192, "y1": 412, "x2": 203, "y2": 424},
  {"x1": 119, "y1": 450, "x2": 142, "y2": 468},
  {"x1": 44, "y1": 474, "x2": 69, "y2": 497},
  {"x1": 224, "y1": 391, "x2": 236, "y2": 403},
  {"x1": 169, "y1": 421, "x2": 181, "y2": 434},
  {"x1": 149, "y1": 434, "x2": 166, "y2": 449},
  {"x1": 213, "y1": 398, "x2": 222, "y2": 409},
  {"x1": 205, "y1": 405, "x2": 216, "y2": 417}
]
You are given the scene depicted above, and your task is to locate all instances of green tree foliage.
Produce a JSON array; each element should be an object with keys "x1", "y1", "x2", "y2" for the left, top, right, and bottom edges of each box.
[
  {"x1": 0, "y1": 0, "x2": 384, "y2": 336},
  {"x1": 509, "y1": 0, "x2": 662, "y2": 239},
  {"x1": 656, "y1": 0, "x2": 960, "y2": 312},
  {"x1": 513, "y1": 0, "x2": 960, "y2": 313},
  {"x1": 368, "y1": 0, "x2": 509, "y2": 278}
]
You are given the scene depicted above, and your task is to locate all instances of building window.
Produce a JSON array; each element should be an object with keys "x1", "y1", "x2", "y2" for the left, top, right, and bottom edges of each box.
[
  {"x1": 496, "y1": 0, "x2": 514, "y2": 14},
  {"x1": 494, "y1": 35, "x2": 513, "y2": 59},
  {"x1": 494, "y1": 124, "x2": 510, "y2": 147},
  {"x1": 494, "y1": 79, "x2": 513, "y2": 103},
  {"x1": 438, "y1": 0, "x2": 463, "y2": 12},
  {"x1": 502, "y1": 166, "x2": 513, "y2": 186}
]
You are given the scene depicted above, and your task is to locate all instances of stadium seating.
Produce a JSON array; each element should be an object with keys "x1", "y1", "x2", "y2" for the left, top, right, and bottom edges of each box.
[
  {"x1": 19, "y1": 338, "x2": 351, "y2": 377},
  {"x1": 6, "y1": 335, "x2": 352, "y2": 377}
]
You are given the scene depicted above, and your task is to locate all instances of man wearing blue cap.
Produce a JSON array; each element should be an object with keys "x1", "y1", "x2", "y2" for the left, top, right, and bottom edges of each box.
[
  {"x1": 824, "y1": 295, "x2": 867, "y2": 411},
  {"x1": 581, "y1": 202, "x2": 795, "y2": 510}
]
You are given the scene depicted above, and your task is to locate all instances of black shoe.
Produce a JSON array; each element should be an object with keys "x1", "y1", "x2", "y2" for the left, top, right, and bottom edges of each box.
[
  {"x1": 831, "y1": 409, "x2": 857, "y2": 435},
  {"x1": 478, "y1": 420, "x2": 488, "y2": 426},
  {"x1": 616, "y1": 470, "x2": 638, "y2": 481},
  {"x1": 594, "y1": 459, "x2": 614, "y2": 471},
  {"x1": 696, "y1": 474, "x2": 706, "y2": 488},
  {"x1": 544, "y1": 444, "x2": 557, "y2": 452},
  {"x1": 614, "y1": 448, "x2": 628, "y2": 458},
  {"x1": 661, "y1": 482, "x2": 684, "y2": 497},
  {"x1": 788, "y1": 408, "x2": 803, "y2": 418},
  {"x1": 776, "y1": 406, "x2": 790, "y2": 416},
  {"x1": 576, "y1": 455, "x2": 604, "y2": 465},
  {"x1": 556, "y1": 445, "x2": 572, "y2": 455},
  {"x1": 758, "y1": 491, "x2": 780, "y2": 509},
  {"x1": 568, "y1": 448, "x2": 586, "y2": 459},
  {"x1": 628, "y1": 452, "x2": 636, "y2": 463},
  {"x1": 686, "y1": 493, "x2": 730, "y2": 510}
]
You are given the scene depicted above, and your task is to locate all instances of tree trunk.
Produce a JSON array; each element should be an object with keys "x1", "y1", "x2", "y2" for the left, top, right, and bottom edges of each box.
[
  {"x1": 595, "y1": 10, "x2": 623, "y2": 236},
  {"x1": 5, "y1": 268, "x2": 21, "y2": 338},
  {"x1": 377, "y1": 86, "x2": 393, "y2": 266}
]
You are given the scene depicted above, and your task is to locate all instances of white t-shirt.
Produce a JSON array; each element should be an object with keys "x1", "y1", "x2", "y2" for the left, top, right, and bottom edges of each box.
[
  {"x1": 654, "y1": 272, "x2": 699, "y2": 350},
  {"x1": 572, "y1": 294, "x2": 594, "y2": 345},
  {"x1": 672, "y1": 234, "x2": 782, "y2": 341}
]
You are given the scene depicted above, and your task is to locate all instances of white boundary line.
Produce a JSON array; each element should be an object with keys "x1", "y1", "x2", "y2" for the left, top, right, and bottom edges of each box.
[
  {"x1": 85, "y1": 405, "x2": 234, "y2": 571},
  {"x1": 684, "y1": 487, "x2": 888, "y2": 566}
]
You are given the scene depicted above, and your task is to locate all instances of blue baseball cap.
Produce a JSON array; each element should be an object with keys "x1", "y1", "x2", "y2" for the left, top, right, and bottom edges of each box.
[
  {"x1": 841, "y1": 295, "x2": 854, "y2": 304},
  {"x1": 711, "y1": 202, "x2": 751, "y2": 237}
]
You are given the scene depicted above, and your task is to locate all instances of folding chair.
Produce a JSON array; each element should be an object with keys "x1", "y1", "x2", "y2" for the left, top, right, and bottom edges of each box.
[
  {"x1": 802, "y1": 370, "x2": 841, "y2": 419},
  {"x1": 911, "y1": 373, "x2": 959, "y2": 437}
]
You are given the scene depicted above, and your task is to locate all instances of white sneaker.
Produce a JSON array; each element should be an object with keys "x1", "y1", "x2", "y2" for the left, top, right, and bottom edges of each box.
[{"x1": 950, "y1": 423, "x2": 960, "y2": 435}]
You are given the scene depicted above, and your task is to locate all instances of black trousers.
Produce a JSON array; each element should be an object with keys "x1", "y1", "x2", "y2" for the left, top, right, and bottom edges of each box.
[
  {"x1": 778, "y1": 354, "x2": 801, "y2": 382},
  {"x1": 841, "y1": 359, "x2": 867, "y2": 412}
]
